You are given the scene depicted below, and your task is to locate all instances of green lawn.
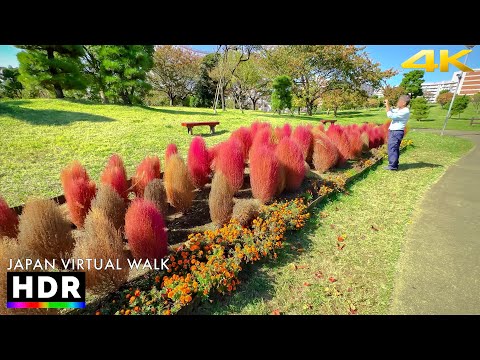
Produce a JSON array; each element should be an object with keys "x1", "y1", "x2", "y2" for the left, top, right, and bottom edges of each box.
[
  {"x1": 0, "y1": 98, "x2": 478, "y2": 206},
  {"x1": 196, "y1": 131, "x2": 474, "y2": 314}
]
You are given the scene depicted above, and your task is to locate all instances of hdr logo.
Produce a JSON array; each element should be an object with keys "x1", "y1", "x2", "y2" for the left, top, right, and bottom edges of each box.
[
  {"x1": 401, "y1": 49, "x2": 474, "y2": 72},
  {"x1": 6, "y1": 272, "x2": 86, "y2": 309}
]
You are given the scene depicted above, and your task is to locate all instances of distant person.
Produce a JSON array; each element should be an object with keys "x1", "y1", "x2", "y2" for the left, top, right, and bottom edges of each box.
[{"x1": 384, "y1": 95, "x2": 411, "y2": 170}]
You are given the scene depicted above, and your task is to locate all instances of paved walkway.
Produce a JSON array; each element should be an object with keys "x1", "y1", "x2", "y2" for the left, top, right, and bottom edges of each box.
[{"x1": 391, "y1": 130, "x2": 480, "y2": 314}]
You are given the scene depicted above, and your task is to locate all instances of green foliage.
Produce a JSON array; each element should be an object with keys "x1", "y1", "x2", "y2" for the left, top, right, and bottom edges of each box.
[
  {"x1": 450, "y1": 95, "x2": 470, "y2": 118},
  {"x1": 410, "y1": 96, "x2": 429, "y2": 121},
  {"x1": 0, "y1": 66, "x2": 23, "y2": 98},
  {"x1": 193, "y1": 53, "x2": 219, "y2": 108},
  {"x1": 16, "y1": 45, "x2": 86, "y2": 99},
  {"x1": 383, "y1": 85, "x2": 406, "y2": 105},
  {"x1": 472, "y1": 93, "x2": 480, "y2": 114},
  {"x1": 98, "y1": 45, "x2": 154, "y2": 105},
  {"x1": 439, "y1": 89, "x2": 450, "y2": 95},
  {"x1": 436, "y1": 91, "x2": 453, "y2": 109},
  {"x1": 400, "y1": 70, "x2": 424, "y2": 98},
  {"x1": 271, "y1": 75, "x2": 292, "y2": 113}
]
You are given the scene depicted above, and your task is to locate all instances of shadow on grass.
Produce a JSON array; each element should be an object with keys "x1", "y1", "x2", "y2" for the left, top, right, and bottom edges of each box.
[
  {"x1": 399, "y1": 162, "x2": 442, "y2": 171},
  {"x1": 0, "y1": 100, "x2": 115, "y2": 125},
  {"x1": 199, "y1": 130, "x2": 230, "y2": 137},
  {"x1": 139, "y1": 105, "x2": 215, "y2": 117}
]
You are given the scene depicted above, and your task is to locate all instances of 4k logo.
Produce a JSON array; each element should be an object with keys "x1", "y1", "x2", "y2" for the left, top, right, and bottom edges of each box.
[{"x1": 401, "y1": 49, "x2": 473, "y2": 72}]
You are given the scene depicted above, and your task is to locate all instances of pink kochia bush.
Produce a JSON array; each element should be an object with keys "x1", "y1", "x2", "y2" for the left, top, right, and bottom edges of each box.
[
  {"x1": 344, "y1": 125, "x2": 363, "y2": 159},
  {"x1": 326, "y1": 124, "x2": 351, "y2": 165},
  {"x1": 165, "y1": 143, "x2": 178, "y2": 163},
  {"x1": 0, "y1": 196, "x2": 19, "y2": 238},
  {"x1": 312, "y1": 133, "x2": 340, "y2": 173},
  {"x1": 61, "y1": 161, "x2": 97, "y2": 228},
  {"x1": 125, "y1": 199, "x2": 168, "y2": 262},
  {"x1": 214, "y1": 139, "x2": 245, "y2": 192},
  {"x1": 187, "y1": 136, "x2": 211, "y2": 188},
  {"x1": 100, "y1": 154, "x2": 129, "y2": 201},
  {"x1": 292, "y1": 125, "x2": 313, "y2": 161},
  {"x1": 132, "y1": 156, "x2": 161, "y2": 198},
  {"x1": 249, "y1": 144, "x2": 281, "y2": 204},
  {"x1": 275, "y1": 137, "x2": 306, "y2": 191},
  {"x1": 250, "y1": 127, "x2": 275, "y2": 154},
  {"x1": 231, "y1": 127, "x2": 253, "y2": 160},
  {"x1": 274, "y1": 123, "x2": 292, "y2": 141}
]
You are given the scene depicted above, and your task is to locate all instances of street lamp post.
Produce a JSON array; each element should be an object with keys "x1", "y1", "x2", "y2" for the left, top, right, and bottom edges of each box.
[{"x1": 441, "y1": 45, "x2": 475, "y2": 136}]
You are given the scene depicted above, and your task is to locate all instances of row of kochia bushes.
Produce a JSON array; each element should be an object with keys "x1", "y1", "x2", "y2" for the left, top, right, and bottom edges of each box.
[{"x1": 0, "y1": 120, "x2": 392, "y2": 306}]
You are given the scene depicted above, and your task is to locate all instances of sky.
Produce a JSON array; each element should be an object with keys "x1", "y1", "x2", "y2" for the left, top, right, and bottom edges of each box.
[{"x1": 1, "y1": 45, "x2": 478, "y2": 86}]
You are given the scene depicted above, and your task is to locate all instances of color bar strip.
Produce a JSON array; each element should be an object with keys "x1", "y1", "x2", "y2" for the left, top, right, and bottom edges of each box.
[{"x1": 7, "y1": 302, "x2": 85, "y2": 309}]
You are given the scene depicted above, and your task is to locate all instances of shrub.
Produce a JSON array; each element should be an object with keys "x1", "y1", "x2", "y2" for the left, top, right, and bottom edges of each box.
[
  {"x1": 311, "y1": 124, "x2": 325, "y2": 138},
  {"x1": 125, "y1": 199, "x2": 168, "y2": 262},
  {"x1": 360, "y1": 132, "x2": 370, "y2": 152},
  {"x1": 250, "y1": 127, "x2": 275, "y2": 154},
  {"x1": 144, "y1": 179, "x2": 169, "y2": 216},
  {"x1": 187, "y1": 136, "x2": 211, "y2": 188},
  {"x1": 326, "y1": 124, "x2": 350, "y2": 165},
  {"x1": 17, "y1": 198, "x2": 74, "y2": 261},
  {"x1": 232, "y1": 199, "x2": 260, "y2": 226},
  {"x1": 231, "y1": 127, "x2": 253, "y2": 160},
  {"x1": 214, "y1": 139, "x2": 245, "y2": 192},
  {"x1": 274, "y1": 123, "x2": 292, "y2": 142},
  {"x1": 277, "y1": 164, "x2": 286, "y2": 195},
  {"x1": 61, "y1": 161, "x2": 97, "y2": 227},
  {"x1": 249, "y1": 144, "x2": 281, "y2": 203},
  {"x1": 207, "y1": 143, "x2": 221, "y2": 170},
  {"x1": 164, "y1": 154, "x2": 195, "y2": 213},
  {"x1": 292, "y1": 125, "x2": 313, "y2": 161},
  {"x1": 275, "y1": 137, "x2": 306, "y2": 191},
  {"x1": 312, "y1": 134, "x2": 340, "y2": 173},
  {"x1": 100, "y1": 154, "x2": 128, "y2": 201},
  {"x1": 91, "y1": 184, "x2": 127, "y2": 231},
  {"x1": 344, "y1": 126, "x2": 363, "y2": 159},
  {"x1": 73, "y1": 208, "x2": 129, "y2": 295},
  {"x1": 132, "y1": 156, "x2": 161, "y2": 198},
  {"x1": 208, "y1": 172, "x2": 234, "y2": 226},
  {"x1": 0, "y1": 196, "x2": 19, "y2": 238},
  {"x1": 165, "y1": 143, "x2": 178, "y2": 163},
  {"x1": 250, "y1": 121, "x2": 271, "y2": 138}
]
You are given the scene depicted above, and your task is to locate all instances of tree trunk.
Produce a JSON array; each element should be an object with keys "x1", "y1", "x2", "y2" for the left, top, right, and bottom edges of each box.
[
  {"x1": 46, "y1": 48, "x2": 64, "y2": 99},
  {"x1": 297, "y1": 107, "x2": 301, "y2": 115},
  {"x1": 169, "y1": 96, "x2": 174, "y2": 106},
  {"x1": 121, "y1": 91, "x2": 131, "y2": 105},
  {"x1": 221, "y1": 87, "x2": 225, "y2": 111},
  {"x1": 99, "y1": 89, "x2": 108, "y2": 104},
  {"x1": 306, "y1": 102, "x2": 313, "y2": 116},
  {"x1": 252, "y1": 98, "x2": 257, "y2": 111},
  {"x1": 53, "y1": 84, "x2": 64, "y2": 99}
]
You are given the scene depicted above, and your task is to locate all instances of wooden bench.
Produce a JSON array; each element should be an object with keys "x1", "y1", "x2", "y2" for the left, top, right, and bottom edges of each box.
[
  {"x1": 470, "y1": 118, "x2": 480, "y2": 126},
  {"x1": 320, "y1": 119, "x2": 337, "y2": 125},
  {"x1": 181, "y1": 121, "x2": 220, "y2": 135}
]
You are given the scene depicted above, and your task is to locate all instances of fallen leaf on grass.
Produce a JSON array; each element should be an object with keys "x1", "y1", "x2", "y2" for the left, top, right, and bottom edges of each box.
[
  {"x1": 347, "y1": 287, "x2": 353, "y2": 292},
  {"x1": 328, "y1": 277, "x2": 337, "y2": 283},
  {"x1": 337, "y1": 234, "x2": 346, "y2": 242},
  {"x1": 371, "y1": 224, "x2": 379, "y2": 231},
  {"x1": 337, "y1": 243, "x2": 345, "y2": 250},
  {"x1": 348, "y1": 304, "x2": 358, "y2": 315},
  {"x1": 303, "y1": 282, "x2": 312, "y2": 286},
  {"x1": 320, "y1": 211, "x2": 329, "y2": 218},
  {"x1": 271, "y1": 309, "x2": 281, "y2": 315},
  {"x1": 297, "y1": 265, "x2": 308, "y2": 270},
  {"x1": 314, "y1": 271, "x2": 324, "y2": 279},
  {"x1": 303, "y1": 304, "x2": 313, "y2": 310}
]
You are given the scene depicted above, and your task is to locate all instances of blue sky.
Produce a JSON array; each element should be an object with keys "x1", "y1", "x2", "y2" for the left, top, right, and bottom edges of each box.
[{"x1": 1, "y1": 45, "x2": 478, "y2": 86}]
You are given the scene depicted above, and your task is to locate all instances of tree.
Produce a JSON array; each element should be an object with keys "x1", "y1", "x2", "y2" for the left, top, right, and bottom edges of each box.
[
  {"x1": 148, "y1": 46, "x2": 200, "y2": 106},
  {"x1": 271, "y1": 75, "x2": 292, "y2": 114},
  {"x1": 400, "y1": 70, "x2": 424, "y2": 98},
  {"x1": 0, "y1": 66, "x2": 23, "y2": 98},
  {"x1": 410, "y1": 97, "x2": 429, "y2": 121},
  {"x1": 322, "y1": 89, "x2": 366, "y2": 116},
  {"x1": 436, "y1": 91, "x2": 453, "y2": 109},
  {"x1": 16, "y1": 45, "x2": 86, "y2": 98},
  {"x1": 82, "y1": 45, "x2": 109, "y2": 103},
  {"x1": 450, "y1": 95, "x2": 470, "y2": 118},
  {"x1": 383, "y1": 85, "x2": 406, "y2": 105},
  {"x1": 234, "y1": 54, "x2": 269, "y2": 111},
  {"x1": 366, "y1": 97, "x2": 382, "y2": 109},
  {"x1": 471, "y1": 93, "x2": 480, "y2": 115},
  {"x1": 266, "y1": 45, "x2": 395, "y2": 115},
  {"x1": 193, "y1": 53, "x2": 219, "y2": 108},
  {"x1": 98, "y1": 46, "x2": 154, "y2": 105}
]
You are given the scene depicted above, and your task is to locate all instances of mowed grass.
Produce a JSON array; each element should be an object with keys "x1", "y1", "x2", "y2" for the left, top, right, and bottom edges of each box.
[
  {"x1": 0, "y1": 98, "x2": 478, "y2": 206},
  {"x1": 196, "y1": 131, "x2": 474, "y2": 314}
]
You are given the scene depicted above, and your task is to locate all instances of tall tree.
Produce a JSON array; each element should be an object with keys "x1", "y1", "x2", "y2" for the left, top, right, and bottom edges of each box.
[
  {"x1": 400, "y1": 70, "x2": 424, "y2": 98},
  {"x1": 271, "y1": 75, "x2": 292, "y2": 114},
  {"x1": 99, "y1": 45, "x2": 154, "y2": 105},
  {"x1": 410, "y1": 96, "x2": 429, "y2": 121},
  {"x1": 0, "y1": 66, "x2": 23, "y2": 98},
  {"x1": 436, "y1": 91, "x2": 453, "y2": 109},
  {"x1": 322, "y1": 89, "x2": 366, "y2": 117},
  {"x1": 383, "y1": 85, "x2": 406, "y2": 105},
  {"x1": 16, "y1": 45, "x2": 86, "y2": 98},
  {"x1": 193, "y1": 53, "x2": 219, "y2": 107},
  {"x1": 450, "y1": 95, "x2": 470, "y2": 118},
  {"x1": 233, "y1": 54, "x2": 269, "y2": 111},
  {"x1": 82, "y1": 45, "x2": 109, "y2": 103},
  {"x1": 148, "y1": 46, "x2": 200, "y2": 106},
  {"x1": 266, "y1": 45, "x2": 394, "y2": 115}
]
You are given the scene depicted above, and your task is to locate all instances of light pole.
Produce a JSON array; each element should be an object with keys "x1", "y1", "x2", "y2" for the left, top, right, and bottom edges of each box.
[{"x1": 441, "y1": 45, "x2": 475, "y2": 135}]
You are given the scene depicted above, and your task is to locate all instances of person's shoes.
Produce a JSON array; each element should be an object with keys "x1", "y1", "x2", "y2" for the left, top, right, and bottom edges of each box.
[{"x1": 383, "y1": 166, "x2": 398, "y2": 171}]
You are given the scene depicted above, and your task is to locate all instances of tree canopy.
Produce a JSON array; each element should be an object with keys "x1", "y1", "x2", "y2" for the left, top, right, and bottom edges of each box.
[
  {"x1": 0, "y1": 66, "x2": 23, "y2": 98},
  {"x1": 400, "y1": 70, "x2": 425, "y2": 98},
  {"x1": 271, "y1": 75, "x2": 292, "y2": 113}
]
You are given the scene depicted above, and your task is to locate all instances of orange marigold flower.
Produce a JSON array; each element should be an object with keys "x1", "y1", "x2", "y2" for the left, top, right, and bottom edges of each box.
[
  {"x1": 95, "y1": 310, "x2": 101, "y2": 315},
  {"x1": 129, "y1": 296, "x2": 136, "y2": 303},
  {"x1": 125, "y1": 309, "x2": 131, "y2": 315},
  {"x1": 185, "y1": 295, "x2": 192, "y2": 303},
  {"x1": 134, "y1": 289, "x2": 141, "y2": 297},
  {"x1": 126, "y1": 293, "x2": 131, "y2": 299},
  {"x1": 134, "y1": 306, "x2": 140, "y2": 312},
  {"x1": 155, "y1": 275, "x2": 161, "y2": 283},
  {"x1": 163, "y1": 309, "x2": 171, "y2": 315}
]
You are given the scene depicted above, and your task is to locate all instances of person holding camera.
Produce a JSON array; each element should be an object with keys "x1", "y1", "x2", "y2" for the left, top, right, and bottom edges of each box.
[{"x1": 384, "y1": 95, "x2": 411, "y2": 171}]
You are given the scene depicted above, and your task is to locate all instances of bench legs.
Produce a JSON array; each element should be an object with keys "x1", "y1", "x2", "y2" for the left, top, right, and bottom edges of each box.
[
  {"x1": 187, "y1": 126, "x2": 193, "y2": 135},
  {"x1": 209, "y1": 125, "x2": 216, "y2": 134}
]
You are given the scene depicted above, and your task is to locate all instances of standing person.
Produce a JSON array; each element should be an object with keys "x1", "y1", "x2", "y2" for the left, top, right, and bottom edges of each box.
[{"x1": 384, "y1": 95, "x2": 411, "y2": 170}]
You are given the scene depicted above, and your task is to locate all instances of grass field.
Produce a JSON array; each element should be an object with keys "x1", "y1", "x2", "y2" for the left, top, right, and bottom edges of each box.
[
  {"x1": 0, "y1": 98, "x2": 478, "y2": 206},
  {"x1": 196, "y1": 132, "x2": 474, "y2": 314}
]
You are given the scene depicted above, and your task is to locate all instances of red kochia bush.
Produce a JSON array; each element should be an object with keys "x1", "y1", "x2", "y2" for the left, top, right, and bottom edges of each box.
[
  {"x1": 326, "y1": 124, "x2": 350, "y2": 165},
  {"x1": 250, "y1": 121, "x2": 271, "y2": 137},
  {"x1": 231, "y1": 127, "x2": 253, "y2": 160},
  {"x1": 312, "y1": 132, "x2": 340, "y2": 173},
  {"x1": 100, "y1": 154, "x2": 128, "y2": 201},
  {"x1": 165, "y1": 143, "x2": 178, "y2": 163},
  {"x1": 250, "y1": 127, "x2": 275, "y2": 154},
  {"x1": 0, "y1": 196, "x2": 18, "y2": 238},
  {"x1": 214, "y1": 139, "x2": 245, "y2": 192},
  {"x1": 249, "y1": 145, "x2": 281, "y2": 203},
  {"x1": 274, "y1": 123, "x2": 292, "y2": 141},
  {"x1": 61, "y1": 161, "x2": 97, "y2": 227},
  {"x1": 344, "y1": 126, "x2": 363, "y2": 159},
  {"x1": 292, "y1": 125, "x2": 313, "y2": 161},
  {"x1": 275, "y1": 137, "x2": 306, "y2": 191},
  {"x1": 125, "y1": 199, "x2": 168, "y2": 262},
  {"x1": 187, "y1": 136, "x2": 211, "y2": 188},
  {"x1": 132, "y1": 156, "x2": 161, "y2": 197}
]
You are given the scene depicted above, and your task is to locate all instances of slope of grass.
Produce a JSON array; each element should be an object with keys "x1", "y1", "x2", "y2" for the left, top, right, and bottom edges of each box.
[
  {"x1": 196, "y1": 131, "x2": 474, "y2": 315},
  {"x1": 0, "y1": 98, "x2": 477, "y2": 206}
]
